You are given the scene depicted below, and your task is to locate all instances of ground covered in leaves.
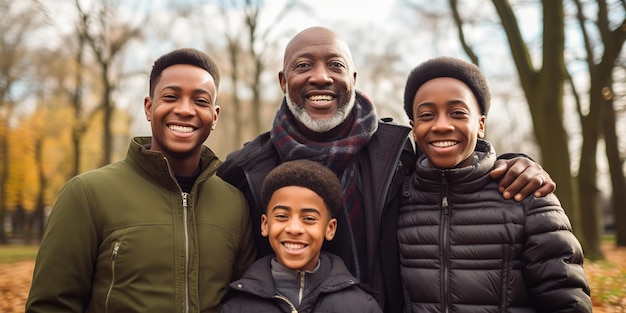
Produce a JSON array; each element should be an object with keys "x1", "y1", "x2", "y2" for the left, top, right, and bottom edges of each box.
[
  {"x1": 585, "y1": 243, "x2": 626, "y2": 312},
  {"x1": 1, "y1": 243, "x2": 625, "y2": 312}
]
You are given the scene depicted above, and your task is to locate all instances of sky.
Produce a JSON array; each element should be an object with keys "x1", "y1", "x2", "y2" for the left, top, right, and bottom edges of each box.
[{"x1": 289, "y1": 0, "x2": 397, "y2": 23}]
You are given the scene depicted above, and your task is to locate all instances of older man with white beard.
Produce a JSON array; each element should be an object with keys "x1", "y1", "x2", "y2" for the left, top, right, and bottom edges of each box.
[{"x1": 217, "y1": 26, "x2": 556, "y2": 313}]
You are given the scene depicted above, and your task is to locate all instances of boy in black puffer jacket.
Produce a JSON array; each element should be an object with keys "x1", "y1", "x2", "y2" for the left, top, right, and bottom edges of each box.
[
  {"x1": 220, "y1": 159, "x2": 382, "y2": 313},
  {"x1": 398, "y1": 56, "x2": 592, "y2": 313}
]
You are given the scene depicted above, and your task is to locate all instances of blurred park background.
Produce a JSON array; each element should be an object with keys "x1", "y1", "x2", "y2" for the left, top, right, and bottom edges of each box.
[{"x1": 0, "y1": 0, "x2": 625, "y2": 311}]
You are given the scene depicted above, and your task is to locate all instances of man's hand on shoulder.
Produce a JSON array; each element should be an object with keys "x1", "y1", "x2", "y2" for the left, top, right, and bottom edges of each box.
[{"x1": 490, "y1": 157, "x2": 556, "y2": 202}]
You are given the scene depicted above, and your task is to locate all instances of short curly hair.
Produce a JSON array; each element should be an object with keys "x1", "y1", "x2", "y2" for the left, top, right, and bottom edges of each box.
[
  {"x1": 403, "y1": 56, "x2": 490, "y2": 120},
  {"x1": 149, "y1": 48, "x2": 220, "y2": 97},
  {"x1": 261, "y1": 160, "x2": 343, "y2": 218}
]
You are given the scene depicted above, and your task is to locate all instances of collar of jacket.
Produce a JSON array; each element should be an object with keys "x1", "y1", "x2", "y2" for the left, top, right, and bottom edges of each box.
[
  {"x1": 230, "y1": 252, "x2": 358, "y2": 297},
  {"x1": 413, "y1": 138, "x2": 496, "y2": 190},
  {"x1": 126, "y1": 136, "x2": 221, "y2": 191}
]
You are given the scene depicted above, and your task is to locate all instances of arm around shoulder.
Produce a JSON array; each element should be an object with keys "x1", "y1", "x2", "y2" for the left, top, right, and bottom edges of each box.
[{"x1": 491, "y1": 155, "x2": 556, "y2": 201}]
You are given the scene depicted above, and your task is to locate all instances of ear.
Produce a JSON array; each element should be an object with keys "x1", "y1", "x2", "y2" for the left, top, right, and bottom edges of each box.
[
  {"x1": 212, "y1": 105, "x2": 220, "y2": 130},
  {"x1": 278, "y1": 71, "x2": 287, "y2": 94},
  {"x1": 478, "y1": 115, "x2": 486, "y2": 138},
  {"x1": 261, "y1": 214, "x2": 269, "y2": 237},
  {"x1": 144, "y1": 97, "x2": 152, "y2": 121},
  {"x1": 409, "y1": 120, "x2": 417, "y2": 141},
  {"x1": 325, "y1": 218, "x2": 337, "y2": 241}
]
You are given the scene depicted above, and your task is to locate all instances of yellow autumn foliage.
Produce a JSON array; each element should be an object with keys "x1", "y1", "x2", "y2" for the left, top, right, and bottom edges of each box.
[{"x1": 4, "y1": 100, "x2": 131, "y2": 214}]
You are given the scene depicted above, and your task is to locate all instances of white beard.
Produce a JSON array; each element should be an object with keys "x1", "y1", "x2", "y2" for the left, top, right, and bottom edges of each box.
[{"x1": 285, "y1": 87, "x2": 356, "y2": 133}]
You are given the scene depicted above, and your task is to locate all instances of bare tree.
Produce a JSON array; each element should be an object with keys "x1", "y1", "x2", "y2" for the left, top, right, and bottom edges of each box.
[
  {"x1": 217, "y1": 0, "x2": 300, "y2": 146},
  {"x1": 570, "y1": 0, "x2": 626, "y2": 253},
  {"x1": 491, "y1": 0, "x2": 589, "y2": 252},
  {"x1": 218, "y1": 2, "x2": 247, "y2": 148},
  {"x1": 75, "y1": 0, "x2": 147, "y2": 166},
  {"x1": 69, "y1": 29, "x2": 88, "y2": 177}
]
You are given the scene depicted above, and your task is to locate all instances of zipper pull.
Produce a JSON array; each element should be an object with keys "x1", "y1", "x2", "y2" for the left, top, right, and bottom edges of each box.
[
  {"x1": 298, "y1": 271, "x2": 305, "y2": 305},
  {"x1": 111, "y1": 242, "x2": 120, "y2": 261},
  {"x1": 182, "y1": 192, "x2": 188, "y2": 208}
]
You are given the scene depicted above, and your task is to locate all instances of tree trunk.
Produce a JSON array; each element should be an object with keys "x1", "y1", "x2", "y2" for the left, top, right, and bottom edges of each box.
[
  {"x1": 34, "y1": 137, "x2": 47, "y2": 241},
  {"x1": 252, "y1": 58, "x2": 263, "y2": 135},
  {"x1": 572, "y1": 0, "x2": 626, "y2": 257},
  {"x1": 227, "y1": 39, "x2": 243, "y2": 147},
  {"x1": 0, "y1": 120, "x2": 9, "y2": 244},
  {"x1": 71, "y1": 31, "x2": 86, "y2": 177},
  {"x1": 603, "y1": 95, "x2": 626, "y2": 246},
  {"x1": 102, "y1": 64, "x2": 113, "y2": 166},
  {"x1": 576, "y1": 77, "x2": 605, "y2": 260}
]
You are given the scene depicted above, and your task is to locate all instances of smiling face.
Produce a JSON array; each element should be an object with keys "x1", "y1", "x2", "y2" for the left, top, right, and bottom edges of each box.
[
  {"x1": 410, "y1": 77, "x2": 485, "y2": 169},
  {"x1": 279, "y1": 27, "x2": 357, "y2": 133},
  {"x1": 261, "y1": 185, "x2": 337, "y2": 271},
  {"x1": 144, "y1": 64, "x2": 219, "y2": 171}
]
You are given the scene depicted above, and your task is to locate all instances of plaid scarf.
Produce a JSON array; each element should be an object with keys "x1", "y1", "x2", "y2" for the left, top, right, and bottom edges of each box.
[{"x1": 270, "y1": 91, "x2": 378, "y2": 280}]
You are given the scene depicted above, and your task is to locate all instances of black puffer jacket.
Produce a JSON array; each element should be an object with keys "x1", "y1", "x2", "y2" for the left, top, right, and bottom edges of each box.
[
  {"x1": 397, "y1": 140, "x2": 592, "y2": 313},
  {"x1": 220, "y1": 252, "x2": 382, "y2": 313}
]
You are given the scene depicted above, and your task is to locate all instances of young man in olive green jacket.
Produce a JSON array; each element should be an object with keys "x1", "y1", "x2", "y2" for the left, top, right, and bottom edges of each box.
[{"x1": 26, "y1": 48, "x2": 256, "y2": 313}]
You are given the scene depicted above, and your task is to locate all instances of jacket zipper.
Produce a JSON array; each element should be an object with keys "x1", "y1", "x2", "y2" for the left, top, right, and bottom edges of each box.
[
  {"x1": 440, "y1": 172, "x2": 450, "y2": 313},
  {"x1": 105, "y1": 241, "x2": 120, "y2": 313},
  {"x1": 298, "y1": 271, "x2": 305, "y2": 304},
  {"x1": 182, "y1": 192, "x2": 190, "y2": 313},
  {"x1": 162, "y1": 156, "x2": 194, "y2": 313},
  {"x1": 274, "y1": 294, "x2": 298, "y2": 313}
]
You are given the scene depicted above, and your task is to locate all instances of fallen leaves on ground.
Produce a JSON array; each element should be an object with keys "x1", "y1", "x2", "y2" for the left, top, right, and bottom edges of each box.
[
  {"x1": 0, "y1": 259, "x2": 34, "y2": 313},
  {"x1": 584, "y1": 243, "x2": 626, "y2": 313},
  {"x1": 1, "y1": 243, "x2": 625, "y2": 313}
]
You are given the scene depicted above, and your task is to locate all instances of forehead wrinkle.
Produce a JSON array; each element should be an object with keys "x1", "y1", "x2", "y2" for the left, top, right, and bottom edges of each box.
[
  {"x1": 283, "y1": 28, "x2": 355, "y2": 71},
  {"x1": 290, "y1": 50, "x2": 348, "y2": 64}
]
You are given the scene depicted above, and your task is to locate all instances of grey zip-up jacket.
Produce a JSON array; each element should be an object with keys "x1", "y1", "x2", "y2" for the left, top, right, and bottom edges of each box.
[
  {"x1": 26, "y1": 137, "x2": 256, "y2": 313},
  {"x1": 220, "y1": 252, "x2": 382, "y2": 313}
]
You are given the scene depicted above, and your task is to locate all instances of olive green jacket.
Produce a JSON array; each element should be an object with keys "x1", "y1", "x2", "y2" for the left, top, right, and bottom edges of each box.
[{"x1": 26, "y1": 137, "x2": 256, "y2": 313}]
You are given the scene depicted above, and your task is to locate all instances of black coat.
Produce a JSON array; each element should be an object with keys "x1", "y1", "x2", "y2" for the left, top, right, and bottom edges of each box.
[
  {"x1": 217, "y1": 114, "x2": 412, "y2": 313},
  {"x1": 397, "y1": 140, "x2": 592, "y2": 313},
  {"x1": 220, "y1": 253, "x2": 382, "y2": 313}
]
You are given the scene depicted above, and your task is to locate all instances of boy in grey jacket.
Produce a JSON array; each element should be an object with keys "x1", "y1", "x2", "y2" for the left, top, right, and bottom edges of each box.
[{"x1": 221, "y1": 159, "x2": 382, "y2": 313}]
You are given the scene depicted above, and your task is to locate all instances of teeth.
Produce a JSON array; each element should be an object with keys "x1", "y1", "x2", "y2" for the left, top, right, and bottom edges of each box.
[
  {"x1": 283, "y1": 243, "x2": 305, "y2": 250},
  {"x1": 308, "y1": 95, "x2": 333, "y2": 101},
  {"x1": 432, "y1": 141, "x2": 457, "y2": 148},
  {"x1": 169, "y1": 125, "x2": 194, "y2": 133}
]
